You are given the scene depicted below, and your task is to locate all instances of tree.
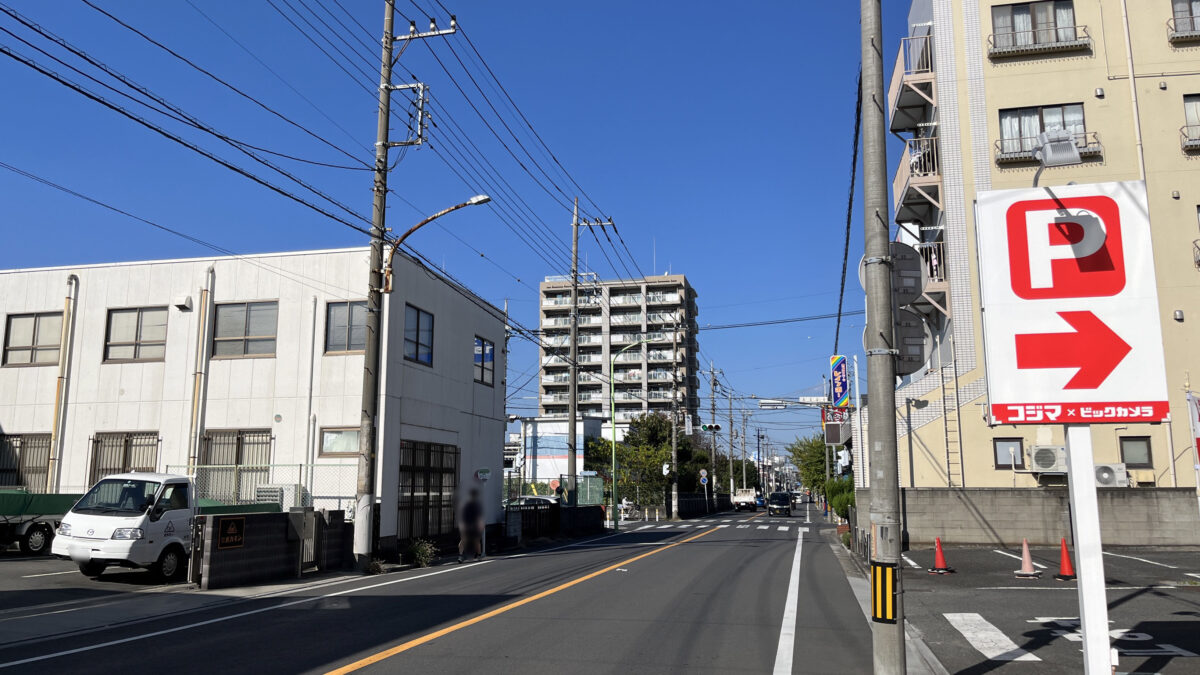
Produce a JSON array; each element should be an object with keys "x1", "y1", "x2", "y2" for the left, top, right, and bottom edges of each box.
[
  {"x1": 583, "y1": 412, "x2": 699, "y2": 503},
  {"x1": 788, "y1": 434, "x2": 829, "y2": 498}
]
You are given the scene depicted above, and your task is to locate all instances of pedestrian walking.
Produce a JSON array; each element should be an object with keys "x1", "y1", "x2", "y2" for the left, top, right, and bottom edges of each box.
[{"x1": 458, "y1": 488, "x2": 484, "y2": 563}]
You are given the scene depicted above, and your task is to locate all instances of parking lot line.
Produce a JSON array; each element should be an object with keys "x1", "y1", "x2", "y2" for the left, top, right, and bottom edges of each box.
[
  {"x1": 901, "y1": 555, "x2": 922, "y2": 570},
  {"x1": 992, "y1": 549, "x2": 1047, "y2": 569},
  {"x1": 20, "y1": 570, "x2": 77, "y2": 579},
  {"x1": 1103, "y1": 551, "x2": 1178, "y2": 569},
  {"x1": 944, "y1": 612, "x2": 1040, "y2": 662}
]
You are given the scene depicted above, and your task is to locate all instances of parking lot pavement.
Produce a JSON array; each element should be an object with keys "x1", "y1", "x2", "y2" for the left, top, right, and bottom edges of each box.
[{"x1": 899, "y1": 544, "x2": 1200, "y2": 674}]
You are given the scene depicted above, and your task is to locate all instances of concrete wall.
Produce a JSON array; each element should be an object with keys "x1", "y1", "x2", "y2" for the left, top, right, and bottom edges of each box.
[
  {"x1": 856, "y1": 487, "x2": 1200, "y2": 547},
  {"x1": 200, "y1": 512, "x2": 298, "y2": 590}
]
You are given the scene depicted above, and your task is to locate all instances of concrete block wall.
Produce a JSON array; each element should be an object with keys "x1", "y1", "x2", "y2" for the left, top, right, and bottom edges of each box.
[{"x1": 855, "y1": 487, "x2": 1200, "y2": 548}]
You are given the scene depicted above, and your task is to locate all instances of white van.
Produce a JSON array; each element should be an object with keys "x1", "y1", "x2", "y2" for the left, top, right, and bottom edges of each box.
[{"x1": 51, "y1": 472, "x2": 194, "y2": 581}]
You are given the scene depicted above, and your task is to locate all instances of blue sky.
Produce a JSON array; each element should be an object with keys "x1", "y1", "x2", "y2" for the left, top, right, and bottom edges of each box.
[{"x1": 0, "y1": 1, "x2": 910, "y2": 453}]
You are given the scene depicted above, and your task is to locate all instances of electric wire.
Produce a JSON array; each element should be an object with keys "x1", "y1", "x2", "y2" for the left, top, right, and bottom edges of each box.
[{"x1": 833, "y1": 68, "x2": 863, "y2": 354}]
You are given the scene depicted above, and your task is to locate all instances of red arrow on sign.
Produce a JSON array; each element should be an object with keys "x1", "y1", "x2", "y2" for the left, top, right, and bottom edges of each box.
[{"x1": 1015, "y1": 311, "x2": 1131, "y2": 389}]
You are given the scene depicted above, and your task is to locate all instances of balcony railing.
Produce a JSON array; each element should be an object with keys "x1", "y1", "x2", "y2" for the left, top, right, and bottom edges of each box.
[
  {"x1": 901, "y1": 34, "x2": 934, "y2": 75},
  {"x1": 611, "y1": 313, "x2": 643, "y2": 326},
  {"x1": 615, "y1": 351, "x2": 643, "y2": 363},
  {"x1": 615, "y1": 411, "x2": 643, "y2": 422},
  {"x1": 648, "y1": 390, "x2": 676, "y2": 401},
  {"x1": 988, "y1": 25, "x2": 1092, "y2": 57},
  {"x1": 612, "y1": 371, "x2": 642, "y2": 383},
  {"x1": 610, "y1": 294, "x2": 642, "y2": 305},
  {"x1": 994, "y1": 131, "x2": 1102, "y2": 164},
  {"x1": 646, "y1": 312, "x2": 679, "y2": 324},
  {"x1": 613, "y1": 391, "x2": 642, "y2": 402},
  {"x1": 1168, "y1": 16, "x2": 1200, "y2": 43},
  {"x1": 648, "y1": 351, "x2": 677, "y2": 362},
  {"x1": 914, "y1": 240, "x2": 947, "y2": 284},
  {"x1": 645, "y1": 293, "x2": 680, "y2": 304},
  {"x1": 1182, "y1": 125, "x2": 1200, "y2": 151},
  {"x1": 647, "y1": 370, "x2": 673, "y2": 382}
]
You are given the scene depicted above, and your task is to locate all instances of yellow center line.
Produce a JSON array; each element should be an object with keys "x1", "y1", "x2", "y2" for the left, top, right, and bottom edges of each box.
[{"x1": 325, "y1": 527, "x2": 719, "y2": 674}]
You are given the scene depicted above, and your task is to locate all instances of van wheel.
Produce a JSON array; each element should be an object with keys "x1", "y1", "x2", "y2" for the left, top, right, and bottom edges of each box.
[
  {"x1": 20, "y1": 525, "x2": 52, "y2": 555},
  {"x1": 79, "y1": 561, "x2": 106, "y2": 577},
  {"x1": 155, "y1": 545, "x2": 187, "y2": 582}
]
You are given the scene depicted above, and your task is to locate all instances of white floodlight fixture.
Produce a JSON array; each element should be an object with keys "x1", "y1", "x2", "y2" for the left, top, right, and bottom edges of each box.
[
  {"x1": 1035, "y1": 129, "x2": 1082, "y2": 168},
  {"x1": 468, "y1": 194, "x2": 491, "y2": 205}
]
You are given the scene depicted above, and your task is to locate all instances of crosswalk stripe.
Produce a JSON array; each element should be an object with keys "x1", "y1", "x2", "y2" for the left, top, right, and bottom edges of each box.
[
  {"x1": 635, "y1": 525, "x2": 654, "y2": 531},
  {"x1": 736, "y1": 525, "x2": 749, "y2": 529},
  {"x1": 778, "y1": 526, "x2": 789, "y2": 532},
  {"x1": 656, "y1": 525, "x2": 671, "y2": 529},
  {"x1": 678, "y1": 524, "x2": 691, "y2": 529},
  {"x1": 757, "y1": 525, "x2": 769, "y2": 530},
  {"x1": 944, "y1": 613, "x2": 1041, "y2": 662},
  {"x1": 717, "y1": 524, "x2": 730, "y2": 528}
]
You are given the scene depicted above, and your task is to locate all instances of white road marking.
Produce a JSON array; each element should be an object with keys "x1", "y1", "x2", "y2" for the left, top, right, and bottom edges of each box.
[
  {"x1": 1186, "y1": 573, "x2": 1200, "y2": 580},
  {"x1": 992, "y1": 549, "x2": 1047, "y2": 569},
  {"x1": 772, "y1": 526, "x2": 805, "y2": 674},
  {"x1": 1103, "y1": 551, "x2": 1178, "y2": 569},
  {"x1": 635, "y1": 525, "x2": 655, "y2": 531},
  {"x1": 656, "y1": 524, "x2": 672, "y2": 529},
  {"x1": 757, "y1": 525, "x2": 769, "y2": 530},
  {"x1": 944, "y1": 612, "x2": 1041, "y2": 662},
  {"x1": 901, "y1": 555, "x2": 922, "y2": 570},
  {"x1": 805, "y1": 502, "x2": 810, "y2": 523},
  {"x1": 0, "y1": 562, "x2": 489, "y2": 669},
  {"x1": 777, "y1": 526, "x2": 789, "y2": 532},
  {"x1": 980, "y1": 586, "x2": 1177, "y2": 591},
  {"x1": 678, "y1": 524, "x2": 691, "y2": 529},
  {"x1": 694, "y1": 525, "x2": 709, "y2": 529},
  {"x1": 717, "y1": 524, "x2": 730, "y2": 528},
  {"x1": 736, "y1": 525, "x2": 749, "y2": 529},
  {"x1": 20, "y1": 570, "x2": 78, "y2": 578}
]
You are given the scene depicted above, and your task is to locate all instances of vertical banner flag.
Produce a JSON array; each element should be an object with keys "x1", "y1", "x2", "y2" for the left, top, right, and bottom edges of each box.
[
  {"x1": 1187, "y1": 392, "x2": 1200, "y2": 462},
  {"x1": 830, "y1": 355, "x2": 850, "y2": 407}
]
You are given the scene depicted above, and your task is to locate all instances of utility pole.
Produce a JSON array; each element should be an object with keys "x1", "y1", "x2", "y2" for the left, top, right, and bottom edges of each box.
[
  {"x1": 741, "y1": 412, "x2": 748, "y2": 489},
  {"x1": 354, "y1": 4, "x2": 454, "y2": 570},
  {"x1": 670, "y1": 320, "x2": 679, "y2": 519},
  {"x1": 861, "y1": 0, "x2": 904, "y2": 669},
  {"x1": 727, "y1": 390, "x2": 734, "y2": 495},
  {"x1": 708, "y1": 363, "x2": 719, "y2": 508},
  {"x1": 566, "y1": 203, "x2": 614, "y2": 507}
]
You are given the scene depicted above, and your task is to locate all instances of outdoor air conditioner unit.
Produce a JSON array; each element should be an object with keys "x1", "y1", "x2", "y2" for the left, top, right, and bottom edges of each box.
[
  {"x1": 1029, "y1": 445, "x2": 1067, "y2": 473},
  {"x1": 255, "y1": 484, "x2": 311, "y2": 510},
  {"x1": 1095, "y1": 463, "x2": 1129, "y2": 488}
]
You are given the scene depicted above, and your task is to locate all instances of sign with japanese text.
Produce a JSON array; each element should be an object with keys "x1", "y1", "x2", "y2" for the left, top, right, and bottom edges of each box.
[
  {"x1": 830, "y1": 355, "x2": 850, "y2": 407},
  {"x1": 976, "y1": 181, "x2": 1168, "y2": 424}
]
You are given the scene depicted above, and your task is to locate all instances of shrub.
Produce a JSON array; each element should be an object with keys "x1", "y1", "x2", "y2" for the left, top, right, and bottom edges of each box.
[
  {"x1": 406, "y1": 538, "x2": 437, "y2": 568},
  {"x1": 840, "y1": 532, "x2": 851, "y2": 548}
]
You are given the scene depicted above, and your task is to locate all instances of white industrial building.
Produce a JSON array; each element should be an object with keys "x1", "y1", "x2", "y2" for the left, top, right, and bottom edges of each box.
[{"x1": 0, "y1": 247, "x2": 506, "y2": 554}]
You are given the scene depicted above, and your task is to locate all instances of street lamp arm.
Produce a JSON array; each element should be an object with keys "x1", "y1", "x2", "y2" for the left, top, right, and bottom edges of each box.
[{"x1": 384, "y1": 195, "x2": 489, "y2": 292}]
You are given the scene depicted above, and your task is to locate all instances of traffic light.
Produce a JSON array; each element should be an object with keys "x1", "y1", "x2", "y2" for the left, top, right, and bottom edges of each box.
[{"x1": 700, "y1": 423, "x2": 722, "y2": 432}]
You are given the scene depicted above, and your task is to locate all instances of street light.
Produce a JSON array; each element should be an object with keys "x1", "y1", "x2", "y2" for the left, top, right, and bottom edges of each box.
[
  {"x1": 354, "y1": 194, "x2": 492, "y2": 568},
  {"x1": 610, "y1": 338, "x2": 651, "y2": 532},
  {"x1": 1032, "y1": 129, "x2": 1082, "y2": 187}
]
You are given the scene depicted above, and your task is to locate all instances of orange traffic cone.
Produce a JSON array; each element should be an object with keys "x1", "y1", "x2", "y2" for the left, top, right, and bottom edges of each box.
[
  {"x1": 1054, "y1": 537, "x2": 1076, "y2": 581},
  {"x1": 1014, "y1": 538, "x2": 1043, "y2": 578},
  {"x1": 928, "y1": 537, "x2": 955, "y2": 574}
]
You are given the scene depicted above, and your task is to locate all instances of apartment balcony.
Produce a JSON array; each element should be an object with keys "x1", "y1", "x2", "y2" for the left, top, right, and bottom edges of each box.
[
  {"x1": 609, "y1": 332, "x2": 641, "y2": 345},
  {"x1": 646, "y1": 312, "x2": 679, "y2": 325},
  {"x1": 887, "y1": 34, "x2": 936, "y2": 133},
  {"x1": 613, "y1": 390, "x2": 643, "y2": 402},
  {"x1": 645, "y1": 293, "x2": 680, "y2": 305},
  {"x1": 994, "y1": 131, "x2": 1103, "y2": 164},
  {"x1": 615, "y1": 410, "x2": 644, "y2": 422},
  {"x1": 647, "y1": 390, "x2": 677, "y2": 402},
  {"x1": 577, "y1": 392, "x2": 605, "y2": 403},
  {"x1": 541, "y1": 373, "x2": 570, "y2": 385},
  {"x1": 1182, "y1": 125, "x2": 1200, "y2": 152},
  {"x1": 647, "y1": 370, "x2": 674, "y2": 382},
  {"x1": 647, "y1": 350, "x2": 677, "y2": 363},
  {"x1": 893, "y1": 136, "x2": 942, "y2": 224},
  {"x1": 544, "y1": 334, "x2": 603, "y2": 348},
  {"x1": 1167, "y1": 16, "x2": 1200, "y2": 43},
  {"x1": 612, "y1": 370, "x2": 643, "y2": 383},
  {"x1": 610, "y1": 294, "x2": 643, "y2": 306},
  {"x1": 610, "y1": 313, "x2": 644, "y2": 326},
  {"x1": 987, "y1": 25, "x2": 1092, "y2": 58},
  {"x1": 615, "y1": 351, "x2": 643, "y2": 363}
]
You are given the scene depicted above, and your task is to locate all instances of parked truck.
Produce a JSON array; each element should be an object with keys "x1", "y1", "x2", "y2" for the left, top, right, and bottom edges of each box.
[
  {"x1": 51, "y1": 472, "x2": 282, "y2": 581},
  {"x1": 0, "y1": 490, "x2": 82, "y2": 555},
  {"x1": 732, "y1": 488, "x2": 758, "y2": 511}
]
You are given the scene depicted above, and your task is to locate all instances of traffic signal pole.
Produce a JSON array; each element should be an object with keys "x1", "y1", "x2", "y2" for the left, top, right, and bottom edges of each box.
[{"x1": 861, "y1": 0, "x2": 905, "y2": 671}]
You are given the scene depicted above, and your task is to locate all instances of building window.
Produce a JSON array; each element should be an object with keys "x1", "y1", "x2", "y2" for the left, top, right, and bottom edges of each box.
[
  {"x1": 325, "y1": 301, "x2": 367, "y2": 353},
  {"x1": 0, "y1": 434, "x2": 52, "y2": 493},
  {"x1": 404, "y1": 304, "x2": 434, "y2": 366},
  {"x1": 396, "y1": 441, "x2": 459, "y2": 542},
  {"x1": 1183, "y1": 94, "x2": 1200, "y2": 149},
  {"x1": 320, "y1": 428, "x2": 360, "y2": 456},
  {"x1": 474, "y1": 336, "x2": 495, "y2": 386},
  {"x1": 1174, "y1": 0, "x2": 1200, "y2": 33},
  {"x1": 1119, "y1": 436, "x2": 1152, "y2": 469},
  {"x1": 3, "y1": 312, "x2": 62, "y2": 366},
  {"x1": 999, "y1": 103, "x2": 1086, "y2": 154},
  {"x1": 104, "y1": 307, "x2": 167, "y2": 362},
  {"x1": 213, "y1": 302, "x2": 277, "y2": 357},
  {"x1": 994, "y1": 438, "x2": 1025, "y2": 469},
  {"x1": 199, "y1": 430, "x2": 273, "y2": 504},
  {"x1": 89, "y1": 432, "x2": 159, "y2": 485},
  {"x1": 991, "y1": 1, "x2": 1080, "y2": 51}
]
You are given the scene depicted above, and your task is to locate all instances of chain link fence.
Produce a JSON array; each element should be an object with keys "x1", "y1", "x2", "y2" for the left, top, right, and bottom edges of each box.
[
  {"x1": 502, "y1": 473, "x2": 606, "y2": 506},
  {"x1": 166, "y1": 463, "x2": 357, "y2": 517}
]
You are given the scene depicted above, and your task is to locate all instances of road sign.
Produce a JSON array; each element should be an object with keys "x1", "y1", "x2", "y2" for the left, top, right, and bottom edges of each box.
[
  {"x1": 699, "y1": 469, "x2": 708, "y2": 477},
  {"x1": 830, "y1": 355, "x2": 850, "y2": 407},
  {"x1": 662, "y1": 463, "x2": 670, "y2": 476},
  {"x1": 700, "y1": 476, "x2": 708, "y2": 485},
  {"x1": 976, "y1": 181, "x2": 1168, "y2": 424}
]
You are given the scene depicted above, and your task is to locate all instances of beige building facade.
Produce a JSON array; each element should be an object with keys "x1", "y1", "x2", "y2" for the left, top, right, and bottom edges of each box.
[{"x1": 870, "y1": 0, "x2": 1200, "y2": 491}]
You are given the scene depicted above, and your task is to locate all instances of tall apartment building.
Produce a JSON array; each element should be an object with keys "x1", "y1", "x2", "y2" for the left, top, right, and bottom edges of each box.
[
  {"x1": 537, "y1": 275, "x2": 699, "y2": 430},
  {"x1": 875, "y1": 0, "x2": 1200, "y2": 491}
]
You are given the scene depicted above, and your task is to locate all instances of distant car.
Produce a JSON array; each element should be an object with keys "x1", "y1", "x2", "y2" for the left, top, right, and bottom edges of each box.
[
  {"x1": 755, "y1": 494, "x2": 766, "y2": 508},
  {"x1": 505, "y1": 496, "x2": 558, "y2": 507},
  {"x1": 767, "y1": 492, "x2": 792, "y2": 517},
  {"x1": 791, "y1": 491, "x2": 805, "y2": 506}
]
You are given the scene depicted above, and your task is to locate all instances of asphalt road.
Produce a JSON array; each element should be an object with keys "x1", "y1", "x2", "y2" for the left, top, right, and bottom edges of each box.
[{"x1": 0, "y1": 510, "x2": 870, "y2": 674}]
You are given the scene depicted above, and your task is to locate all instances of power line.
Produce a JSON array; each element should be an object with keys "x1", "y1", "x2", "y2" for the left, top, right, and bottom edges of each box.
[
  {"x1": 699, "y1": 310, "x2": 865, "y2": 332},
  {"x1": 833, "y1": 68, "x2": 863, "y2": 354}
]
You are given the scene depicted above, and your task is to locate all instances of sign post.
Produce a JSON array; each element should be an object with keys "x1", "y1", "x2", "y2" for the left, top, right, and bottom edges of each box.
[{"x1": 976, "y1": 181, "x2": 1168, "y2": 674}]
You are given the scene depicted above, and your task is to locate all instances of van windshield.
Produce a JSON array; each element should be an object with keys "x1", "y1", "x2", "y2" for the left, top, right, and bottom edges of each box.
[
  {"x1": 72, "y1": 479, "x2": 160, "y2": 516},
  {"x1": 768, "y1": 492, "x2": 790, "y2": 505}
]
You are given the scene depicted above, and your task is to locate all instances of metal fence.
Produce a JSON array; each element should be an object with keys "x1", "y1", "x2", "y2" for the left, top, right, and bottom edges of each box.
[{"x1": 166, "y1": 463, "x2": 357, "y2": 516}]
